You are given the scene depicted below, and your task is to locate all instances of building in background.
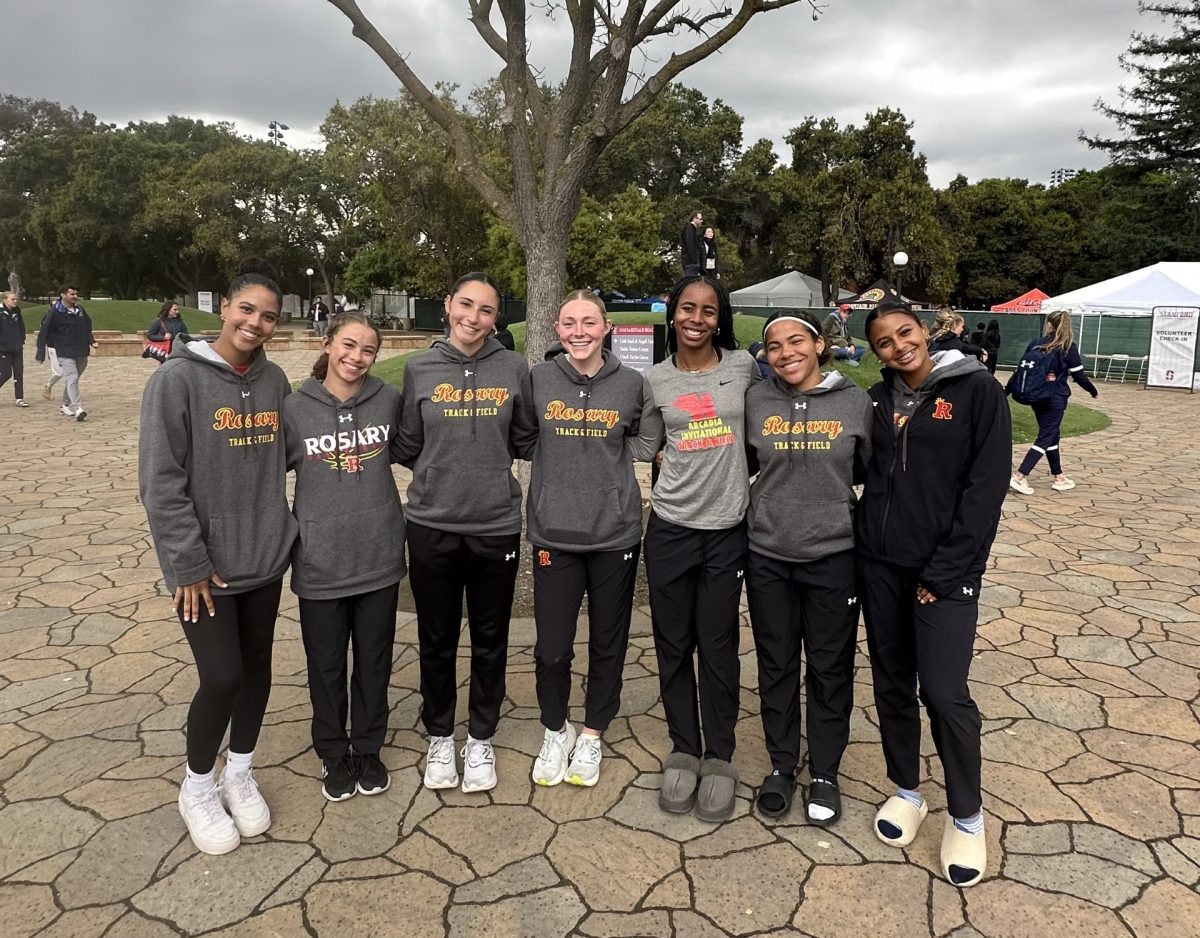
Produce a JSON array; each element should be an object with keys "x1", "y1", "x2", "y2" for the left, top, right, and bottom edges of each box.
[{"x1": 1049, "y1": 167, "x2": 1080, "y2": 187}]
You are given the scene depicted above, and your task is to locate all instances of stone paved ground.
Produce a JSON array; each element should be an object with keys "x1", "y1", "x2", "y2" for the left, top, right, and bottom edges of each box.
[{"x1": 1, "y1": 352, "x2": 1199, "y2": 938}]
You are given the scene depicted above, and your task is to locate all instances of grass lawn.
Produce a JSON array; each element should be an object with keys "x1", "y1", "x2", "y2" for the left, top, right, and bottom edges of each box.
[
  {"x1": 25, "y1": 299, "x2": 219, "y2": 335},
  {"x1": 371, "y1": 351, "x2": 417, "y2": 388},
  {"x1": 509, "y1": 312, "x2": 1111, "y2": 444}
]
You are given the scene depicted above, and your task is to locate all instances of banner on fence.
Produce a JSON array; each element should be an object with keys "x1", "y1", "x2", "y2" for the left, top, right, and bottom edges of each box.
[{"x1": 1147, "y1": 306, "x2": 1199, "y2": 391}]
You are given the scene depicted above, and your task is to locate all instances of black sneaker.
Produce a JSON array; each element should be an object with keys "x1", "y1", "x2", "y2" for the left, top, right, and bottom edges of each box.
[
  {"x1": 321, "y1": 754, "x2": 358, "y2": 802},
  {"x1": 356, "y1": 752, "x2": 391, "y2": 796}
]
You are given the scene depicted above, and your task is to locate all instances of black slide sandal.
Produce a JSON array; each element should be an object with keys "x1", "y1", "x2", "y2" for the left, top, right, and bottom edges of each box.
[
  {"x1": 756, "y1": 772, "x2": 795, "y2": 818},
  {"x1": 805, "y1": 778, "x2": 842, "y2": 826}
]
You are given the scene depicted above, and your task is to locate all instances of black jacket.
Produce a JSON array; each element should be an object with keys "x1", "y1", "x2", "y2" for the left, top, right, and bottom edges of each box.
[
  {"x1": 36, "y1": 303, "x2": 94, "y2": 360},
  {"x1": 0, "y1": 305, "x2": 26, "y2": 353},
  {"x1": 856, "y1": 353, "x2": 1011, "y2": 598},
  {"x1": 680, "y1": 223, "x2": 704, "y2": 268},
  {"x1": 931, "y1": 332, "x2": 986, "y2": 361}
]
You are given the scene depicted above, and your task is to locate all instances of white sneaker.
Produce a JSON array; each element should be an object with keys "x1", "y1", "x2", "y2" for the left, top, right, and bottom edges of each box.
[
  {"x1": 565, "y1": 733, "x2": 603, "y2": 787},
  {"x1": 1051, "y1": 477, "x2": 1076, "y2": 491},
  {"x1": 461, "y1": 735, "x2": 497, "y2": 793},
  {"x1": 59, "y1": 404, "x2": 74, "y2": 417},
  {"x1": 179, "y1": 781, "x2": 240, "y2": 855},
  {"x1": 1009, "y1": 474, "x2": 1034, "y2": 495},
  {"x1": 423, "y1": 735, "x2": 459, "y2": 790},
  {"x1": 532, "y1": 723, "x2": 577, "y2": 787},
  {"x1": 219, "y1": 769, "x2": 271, "y2": 837},
  {"x1": 75, "y1": 407, "x2": 87, "y2": 422},
  {"x1": 14, "y1": 399, "x2": 28, "y2": 407}
]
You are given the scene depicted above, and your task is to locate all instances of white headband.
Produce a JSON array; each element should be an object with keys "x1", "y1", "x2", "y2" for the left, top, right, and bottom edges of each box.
[{"x1": 763, "y1": 315, "x2": 821, "y2": 340}]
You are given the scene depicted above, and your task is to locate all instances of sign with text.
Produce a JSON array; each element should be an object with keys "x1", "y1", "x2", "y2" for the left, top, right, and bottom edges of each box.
[
  {"x1": 611, "y1": 324, "x2": 656, "y2": 374},
  {"x1": 198, "y1": 291, "x2": 214, "y2": 314},
  {"x1": 1148, "y1": 306, "x2": 1198, "y2": 392}
]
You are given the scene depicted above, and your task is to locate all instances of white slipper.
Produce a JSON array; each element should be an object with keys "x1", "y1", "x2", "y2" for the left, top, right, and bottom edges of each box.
[
  {"x1": 874, "y1": 794, "x2": 928, "y2": 847},
  {"x1": 941, "y1": 815, "x2": 987, "y2": 888}
]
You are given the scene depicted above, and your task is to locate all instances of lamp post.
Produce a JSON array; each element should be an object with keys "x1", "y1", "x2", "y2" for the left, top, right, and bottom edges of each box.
[
  {"x1": 305, "y1": 267, "x2": 314, "y2": 309},
  {"x1": 268, "y1": 121, "x2": 289, "y2": 147},
  {"x1": 893, "y1": 251, "x2": 909, "y2": 302}
]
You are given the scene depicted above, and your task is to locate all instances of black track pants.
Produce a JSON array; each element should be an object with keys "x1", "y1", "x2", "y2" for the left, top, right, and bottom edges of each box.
[
  {"x1": 407, "y1": 521, "x2": 520, "y2": 740},
  {"x1": 860, "y1": 557, "x2": 983, "y2": 818},
  {"x1": 180, "y1": 579, "x2": 283, "y2": 774},
  {"x1": 299, "y1": 582, "x2": 399, "y2": 760},
  {"x1": 747, "y1": 549, "x2": 858, "y2": 779},
  {"x1": 0, "y1": 352, "x2": 24, "y2": 400},
  {"x1": 643, "y1": 512, "x2": 746, "y2": 762},
  {"x1": 533, "y1": 544, "x2": 640, "y2": 732}
]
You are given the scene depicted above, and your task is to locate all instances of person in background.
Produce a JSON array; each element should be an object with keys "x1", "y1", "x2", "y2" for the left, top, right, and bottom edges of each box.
[
  {"x1": 493, "y1": 318, "x2": 515, "y2": 351},
  {"x1": 821, "y1": 304, "x2": 865, "y2": 366},
  {"x1": 680, "y1": 211, "x2": 705, "y2": 278},
  {"x1": 35, "y1": 286, "x2": 96, "y2": 421},
  {"x1": 856, "y1": 299, "x2": 1010, "y2": 889},
  {"x1": 310, "y1": 297, "x2": 331, "y2": 337},
  {"x1": 702, "y1": 226, "x2": 720, "y2": 279},
  {"x1": 0, "y1": 292, "x2": 28, "y2": 407},
  {"x1": 145, "y1": 301, "x2": 193, "y2": 363},
  {"x1": 40, "y1": 290, "x2": 63, "y2": 399},
  {"x1": 983, "y1": 320, "x2": 1002, "y2": 376},
  {"x1": 1008, "y1": 310, "x2": 1098, "y2": 495},
  {"x1": 969, "y1": 321, "x2": 986, "y2": 348},
  {"x1": 929, "y1": 308, "x2": 987, "y2": 363}
]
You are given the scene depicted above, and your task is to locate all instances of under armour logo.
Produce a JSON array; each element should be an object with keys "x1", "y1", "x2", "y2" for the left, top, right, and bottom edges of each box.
[
  {"x1": 962, "y1": 586, "x2": 974, "y2": 596},
  {"x1": 505, "y1": 551, "x2": 516, "y2": 561},
  {"x1": 338, "y1": 412, "x2": 353, "y2": 423},
  {"x1": 241, "y1": 390, "x2": 251, "y2": 399},
  {"x1": 736, "y1": 569, "x2": 744, "y2": 579},
  {"x1": 579, "y1": 389, "x2": 588, "y2": 398},
  {"x1": 847, "y1": 596, "x2": 857, "y2": 606},
  {"x1": 624, "y1": 552, "x2": 633, "y2": 561},
  {"x1": 1019, "y1": 361, "x2": 1035, "y2": 370},
  {"x1": 464, "y1": 369, "x2": 474, "y2": 377},
  {"x1": 794, "y1": 401, "x2": 807, "y2": 411}
]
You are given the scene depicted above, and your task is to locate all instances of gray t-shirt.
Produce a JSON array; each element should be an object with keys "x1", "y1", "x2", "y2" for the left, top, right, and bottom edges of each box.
[{"x1": 646, "y1": 350, "x2": 759, "y2": 530}]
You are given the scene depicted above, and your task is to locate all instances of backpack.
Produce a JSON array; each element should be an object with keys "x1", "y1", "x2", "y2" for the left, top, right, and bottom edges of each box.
[{"x1": 1007, "y1": 339, "x2": 1062, "y2": 404}]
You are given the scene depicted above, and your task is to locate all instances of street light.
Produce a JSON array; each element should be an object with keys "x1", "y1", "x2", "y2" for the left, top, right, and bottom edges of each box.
[
  {"x1": 268, "y1": 120, "x2": 289, "y2": 147},
  {"x1": 305, "y1": 267, "x2": 314, "y2": 312},
  {"x1": 893, "y1": 250, "x2": 909, "y2": 302}
]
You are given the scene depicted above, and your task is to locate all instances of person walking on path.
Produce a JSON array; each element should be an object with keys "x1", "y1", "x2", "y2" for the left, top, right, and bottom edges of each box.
[
  {"x1": 680, "y1": 211, "x2": 705, "y2": 278},
  {"x1": 35, "y1": 286, "x2": 95, "y2": 420},
  {"x1": 744, "y1": 310, "x2": 872, "y2": 824},
  {"x1": 144, "y1": 301, "x2": 193, "y2": 363},
  {"x1": 1008, "y1": 309, "x2": 1098, "y2": 495},
  {"x1": 0, "y1": 292, "x2": 29, "y2": 407},
  {"x1": 527, "y1": 291, "x2": 660, "y2": 789},
  {"x1": 38, "y1": 291, "x2": 63, "y2": 399},
  {"x1": 701, "y1": 226, "x2": 720, "y2": 279},
  {"x1": 821, "y1": 304, "x2": 865, "y2": 366},
  {"x1": 983, "y1": 320, "x2": 1002, "y2": 376},
  {"x1": 643, "y1": 274, "x2": 759, "y2": 823},
  {"x1": 138, "y1": 264, "x2": 297, "y2": 856},
  {"x1": 929, "y1": 307, "x2": 987, "y2": 363},
  {"x1": 395, "y1": 272, "x2": 538, "y2": 795},
  {"x1": 310, "y1": 297, "x2": 331, "y2": 337},
  {"x1": 855, "y1": 299, "x2": 1010, "y2": 889},
  {"x1": 284, "y1": 312, "x2": 406, "y2": 803}
]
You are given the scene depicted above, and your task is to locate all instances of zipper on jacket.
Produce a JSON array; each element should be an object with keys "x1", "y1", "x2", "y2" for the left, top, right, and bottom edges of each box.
[{"x1": 876, "y1": 391, "x2": 936, "y2": 557}]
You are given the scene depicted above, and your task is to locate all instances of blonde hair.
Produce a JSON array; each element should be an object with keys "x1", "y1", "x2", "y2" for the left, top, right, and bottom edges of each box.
[
  {"x1": 1, "y1": 292, "x2": 16, "y2": 304},
  {"x1": 1040, "y1": 310, "x2": 1074, "y2": 354},
  {"x1": 930, "y1": 307, "x2": 962, "y2": 341},
  {"x1": 556, "y1": 290, "x2": 607, "y2": 320}
]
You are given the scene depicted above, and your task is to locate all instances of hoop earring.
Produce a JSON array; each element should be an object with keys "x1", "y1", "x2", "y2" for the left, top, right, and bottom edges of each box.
[{"x1": 715, "y1": 328, "x2": 720, "y2": 336}]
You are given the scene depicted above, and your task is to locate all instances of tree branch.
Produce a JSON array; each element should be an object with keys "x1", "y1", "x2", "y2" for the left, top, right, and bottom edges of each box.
[{"x1": 324, "y1": 0, "x2": 515, "y2": 224}]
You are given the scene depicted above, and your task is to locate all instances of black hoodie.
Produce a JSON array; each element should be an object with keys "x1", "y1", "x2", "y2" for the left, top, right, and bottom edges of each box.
[
  {"x1": 856, "y1": 352, "x2": 1011, "y2": 598},
  {"x1": 0, "y1": 304, "x2": 25, "y2": 353}
]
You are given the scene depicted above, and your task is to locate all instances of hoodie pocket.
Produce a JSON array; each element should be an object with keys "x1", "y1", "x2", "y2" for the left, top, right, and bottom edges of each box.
[
  {"x1": 534, "y1": 482, "x2": 626, "y2": 546},
  {"x1": 303, "y1": 500, "x2": 405, "y2": 578},
  {"x1": 750, "y1": 494, "x2": 853, "y2": 555},
  {"x1": 420, "y1": 464, "x2": 517, "y2": 523},
  {"x1": 208, "y1": 509, "x2": 284, "y2": 579}
]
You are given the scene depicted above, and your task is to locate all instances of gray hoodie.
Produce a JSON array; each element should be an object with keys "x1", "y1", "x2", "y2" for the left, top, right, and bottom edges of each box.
[
  {"x1": 283, "y1": 375, "x2": 407, "y2": 600},
  {"x1": 745, "y1": 371, "x2": 873, "y2": 563},
  {"x1": 138, "y1": 339, "x2": 297, "y2": 594},
  {"x1": 528, "y1": 349, "x2": 659, "y2": 552},
  {"x1": 395, "y1": 336, "x2": 538, "y2": 535}
]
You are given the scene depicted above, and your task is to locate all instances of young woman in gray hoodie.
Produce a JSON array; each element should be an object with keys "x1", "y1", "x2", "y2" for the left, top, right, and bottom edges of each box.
[
  {"x1": 394, "y1": 272, "x2": 538, "y2": 795},
  {"x1": 744, "y1": 310, "x2": 872, "y2": 824},
  {"x1": 527, "y1": 291, "x2": 660, "y2": 789},
  {"x1": 284, "y1": 312, "x2": 407, "y2": 804},
  {"x1": 138, "y1": 266, "x2": 297, "y2": 857}
]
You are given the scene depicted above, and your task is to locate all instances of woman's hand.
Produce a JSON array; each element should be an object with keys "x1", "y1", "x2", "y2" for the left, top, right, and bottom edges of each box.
[
  {"x1": 916, "y1": 585, "x2": 938, "y2": 605},
  {"x1": 173, "y1": 572, "x2": 228, "y2": 623}
]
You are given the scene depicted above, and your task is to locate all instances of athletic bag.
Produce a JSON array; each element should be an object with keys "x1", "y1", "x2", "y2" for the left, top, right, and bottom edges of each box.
[{"x1": 1007, "y1": 339, "x2": 1062, "y2": 404}]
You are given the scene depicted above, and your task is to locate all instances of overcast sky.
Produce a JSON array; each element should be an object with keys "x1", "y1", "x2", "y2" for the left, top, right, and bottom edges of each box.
[{"x1": 2, "y1": 0, "x2": 1158, "y2": 186}]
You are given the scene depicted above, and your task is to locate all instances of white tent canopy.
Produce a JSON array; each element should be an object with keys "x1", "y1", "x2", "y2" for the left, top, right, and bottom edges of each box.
[
  {"x1": 729, "y1": 270, "x2": 851, "y2": 309},
  {"x1": 1041, "y1": 262, "x2": 1200, "y2": 317}
]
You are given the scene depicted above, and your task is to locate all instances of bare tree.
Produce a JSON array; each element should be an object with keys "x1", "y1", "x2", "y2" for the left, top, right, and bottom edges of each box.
[{"x1": 325, "y1": 0, "x2": 826, "y2": 359}]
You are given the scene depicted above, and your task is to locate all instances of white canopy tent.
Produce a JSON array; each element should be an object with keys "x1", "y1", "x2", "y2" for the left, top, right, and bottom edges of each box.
[
  {"x1": 1041, "y1": 262, "x2": 1200, "y2": 358},
  {"x1": 729, "y1": 270, "x2": 851, "y2": 309}
]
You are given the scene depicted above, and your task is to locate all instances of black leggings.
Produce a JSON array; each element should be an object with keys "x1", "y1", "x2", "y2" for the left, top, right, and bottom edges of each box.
[
  {"x1": 0, "y1": 351, "x2": 23, "y2": 400},
  {"x1": 180, "y1": 579, "x2": 282, "y2": 774}
]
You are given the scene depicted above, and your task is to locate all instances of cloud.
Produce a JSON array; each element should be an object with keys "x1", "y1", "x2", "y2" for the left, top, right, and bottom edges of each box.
[{"x1": 5, "y1": 0, "x2": 1158, "y2": 185}]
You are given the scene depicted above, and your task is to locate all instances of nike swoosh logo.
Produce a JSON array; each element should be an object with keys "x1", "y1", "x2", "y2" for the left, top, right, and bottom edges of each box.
[{"x1": 719, "y1": 379, "x2": 734, "y2": 386}]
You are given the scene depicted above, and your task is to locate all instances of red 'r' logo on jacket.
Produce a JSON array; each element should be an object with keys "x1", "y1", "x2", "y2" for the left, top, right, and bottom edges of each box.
[{"x1": 932, "y1": 398, "x2": 954, "y2": 420}]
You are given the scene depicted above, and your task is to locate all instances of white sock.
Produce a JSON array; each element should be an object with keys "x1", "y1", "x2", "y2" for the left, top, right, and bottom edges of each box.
[
  {"x1": 897, "y1": 787, "x2": 924, "y2": 808},
  {"x1": 185, "y1": 766, "x2": 215, "y2": 795},
  {"x1": 225, "y1": 750, "x2": 253, "y2": 776}
]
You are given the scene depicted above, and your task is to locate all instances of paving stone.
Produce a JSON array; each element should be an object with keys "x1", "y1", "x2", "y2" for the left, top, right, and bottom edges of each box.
[
  {"x1": 979, "y1": 719, "x2": 1084, "y2": 772},
  {"x1": 607, "y1": 784, "x2": 733, "y2": 842},
  {"x1": 547, "y1": 818, "x2": 678, "y2": 911},
  {"x1": 1151, "y1": 839, "x2": 1200, "y2": 887},
  {"x1": 669, "y1": 910, "x2": 729, "y2": 937},
  {"x1": 1119, "y1": 879, "x2": 1200, "y2": 937},
  {"x1": 1003, "y1": 822, "x2": 1071, "y2": 855},
  {"x1": 4, "y1": 737, "x2": 140, "y2": 799},
  {"x1": 63, "y1": 777, "x2": 177, "y2": 820},
  {"x1": 35, "y1": 903, "x2": 126, "y2": 938},
  {"x1": 0, "y1": 883, "x2": 59, "y2": 938},
  {"x1": 1082, "y1": 727, "x2": 1200, "y2": 781},
  {"x1": 205, "y1": 904, "x2": 308, "y2": 937},
  {"x1": 775, "y1": 825, "x2": 863, "y2": 866},
  {"x1": 1004, "y1": 683, "x2": 1105, "y2": 731},
  {"x1": 56, "y1": 805, "x2": 182, "y2": 908},
  {"x1": 981, "y1": 761, "x2": 1087, "y2": 822},
  {"x1": 453, "y1": 855, "x2": 558, "y2": 903},
  {"x1": 1062, "y1": 771, "x2": 1182, "y2": 840},
  {"x1": 1055, "y1": 635, "x2": 1137, "y2": 666},
  {"x1": 90, "y1": 910, "x2": 178, "y2": 938},
  {"x1": 447, "y1": 885, "x2": 585, "y2": 937},
  {"x1": 310, "y1": 768, "x2": 418, "y2": 862},
  {"x1": 0, "y1": 799, "x2": 102, "y2": 879},
  {"x1": 421, "y1": 804, "x2": 555, "y2": 877},
  {"x1": 687, "y1": 842, "x2": 809, "y2": 936},
  {"x1": 388, "y1": 829, "x2": 474, "y2": 886},
  {"x1": 530, "y1": 754, "x2": 638, "y2": 823},
  {"x1": 1071, "y1": 822, "x2": 1161, "y2": 876},
  {"x1": 1003, "y1": 851, "x2": 1149, "y2": 907},
  {"x1": 260, "y1": 855, "x2": 327, "y2": 911},
  {"x1": 1105, "y1": 696, "x2": 1200, "y2": 743},
  {"x1": 642, "y1": 870, "x2": 691, "y2": 909},
  {"x1": 965, "y1": 879, "x2": 1130, "y2": 937},
  {"x1": 683, "y1": 814, "x2": 775, "y2": 858},
  {"x1": 793, "y1": 864, "x2": 928, "y2": 938},
  {"x1": 579, "y1": 910, "x2": 673, "y2": 938}
]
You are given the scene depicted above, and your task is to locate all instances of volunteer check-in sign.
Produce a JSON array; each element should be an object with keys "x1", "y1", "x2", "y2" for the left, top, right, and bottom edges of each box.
[{"x1": 1147, "y1": 306, "x2": 1199, "y2": 392}]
